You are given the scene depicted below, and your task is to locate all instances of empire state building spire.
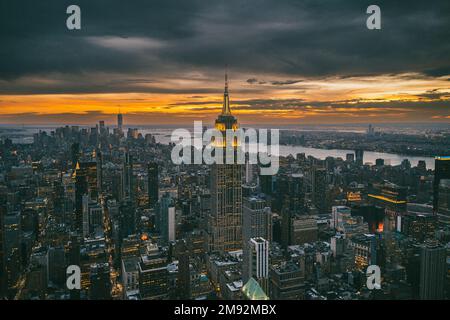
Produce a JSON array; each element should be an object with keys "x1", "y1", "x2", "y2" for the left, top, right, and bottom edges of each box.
[{"x1": 222, "y1": 69, "x2": 231, "y2": 115}]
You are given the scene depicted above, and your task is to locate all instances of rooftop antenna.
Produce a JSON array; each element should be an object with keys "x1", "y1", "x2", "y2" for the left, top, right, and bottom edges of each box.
[
  {"x1": 225, "y1": 64, "x2": 228, "y2": 94},
  {"x1": 222, "y1": 65, "x2": 231, "y2": 115}
]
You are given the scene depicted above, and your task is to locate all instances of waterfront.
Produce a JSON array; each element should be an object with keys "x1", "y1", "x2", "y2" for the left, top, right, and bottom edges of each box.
[{"x1": 1, "y1": 126, "x2": 436, "y2": 170}]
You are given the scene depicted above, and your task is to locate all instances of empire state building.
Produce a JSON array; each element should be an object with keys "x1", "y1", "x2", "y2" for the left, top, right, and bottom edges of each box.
[{"x1": 208, "y1": 72, "x2": 243, "y2": 253}]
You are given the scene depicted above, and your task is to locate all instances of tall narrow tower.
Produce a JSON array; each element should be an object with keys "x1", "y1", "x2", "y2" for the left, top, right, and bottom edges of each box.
[
  {"x1": 117, "y1": 111, "x2": 123, "y2": 134},
  {"x1": 208, "y1": 71, "x2": 243, "y2": 253}
]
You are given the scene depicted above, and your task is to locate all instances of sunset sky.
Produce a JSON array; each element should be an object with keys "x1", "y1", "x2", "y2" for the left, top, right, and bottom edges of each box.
[{"x1": 1, "y1": 0, "x2": 449, "y2": 126}]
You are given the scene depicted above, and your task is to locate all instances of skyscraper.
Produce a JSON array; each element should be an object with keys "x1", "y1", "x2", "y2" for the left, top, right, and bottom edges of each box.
[
  {"x1": 437, "y1": 179, "x2": 450, "y2": 221},
  {"x1": 82, "y1": 194, "x2": 90, "y2": 237},
  {"x1": 96, "y1": 150, "x2": 103, "y2": 195},
  {"x1": 355, "y1": 149, "x2": 364, "y2": 166},
  {"x1": 208, "y1": 72, "x2": 243, "y2": 253},
  {"x1": 281, "y1": 207, "x2": 292, "y2": 249},
  {"x1": 433, "y1": 156, "x2": 450, "y2": 213},
  {"x1": 243, "y1": 197, "x2": 272, "y2": 282},
  {"x1": 245, "y1": 237, "x2": 269, "y2": 293},
  {"x1": 74, "y1": 161, "x2": 98, "y2": 232},
  {"x1": 148, "y1": 162, "x2": 159, "y2": 208},
  {"x1": 71, "y1": 142, "x2": 80, "y2": 169},
  {"x1": 0, "y1": 198, "x2": 5, "y2": 297},
  {"x1": 175, "y1": 240, "x2": 191, "y2": 299},
  {"x1": 419, "y1": 241, "x2": 446, "y2": 300},
  {"x1": 122, "y1": 152, "x2": 134, "y2": 201},
  {"x1": 275, "y1": 173, "x2": 305, "y2": 214},
  {"x1": 118, "y1": 112, "x2": 123, "y2": 134},
  {"x1": 159, "y1": 192, "x2": 175, "y2": 244},
  {"x1": 368, "y1": 181, "x2": 407, "y2": 232},
  {"x1": 74, "y1": 168, "x2": 88, "y2": 233},
  {"x1": 76, "y1": 162, "x2": 99, "y2": 201},
  {"x1": 46, "y1": 246, "x2": 66, "y2": 288},
  {"x1": 312, "y1": 167, "x2": 327, "y2": 213},
  {"x1": 138, "y1": 243, "x2": 169, "y2": 300},
  {"x1": 243, "y1": 197, "x2": 272, "y2": 244},
  {"x1": 119, "y1": 199, "x2": 136, "y2": 240}
]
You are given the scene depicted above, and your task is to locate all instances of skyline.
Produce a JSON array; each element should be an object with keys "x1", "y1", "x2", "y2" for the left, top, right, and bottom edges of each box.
[{"x1": 0, "y1": 0, "x2": 449, "y2": 125}]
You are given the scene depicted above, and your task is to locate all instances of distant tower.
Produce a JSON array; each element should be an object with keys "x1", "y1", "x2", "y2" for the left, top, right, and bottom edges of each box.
[
  {"x1": 118, "y1": 111, "x2": 123, "y2": 133},
  {"x1": 355, "y1": 149, "x2": 364, "y2": 166},
  {"x1": 208, "y1": 70, "x2": 243, "y2": 253}
]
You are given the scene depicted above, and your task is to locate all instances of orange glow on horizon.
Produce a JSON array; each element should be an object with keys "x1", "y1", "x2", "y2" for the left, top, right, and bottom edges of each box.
[{"x1": 0, "y1": 72, "x2": 448, "y2": 125}]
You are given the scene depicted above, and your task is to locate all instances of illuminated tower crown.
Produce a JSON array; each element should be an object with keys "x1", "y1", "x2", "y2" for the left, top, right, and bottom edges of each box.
[{"x1": 215, "y1": 70, "x2": 238, "y2": 132}]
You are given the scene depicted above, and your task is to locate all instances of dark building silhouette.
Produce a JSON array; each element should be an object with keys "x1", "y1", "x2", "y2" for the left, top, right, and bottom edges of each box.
[
  {"x1": 148, "y1": 162, "x2": 159, "y2": 208},
  {"x1": 355, "y1": 149, "x2": 364, "y2": 166},
  {"x1": 312, "y1": 167, "x2": 327, "y2": 213},
  {"x1": 434, "y1": 157, "x2": 450, "y2": 213},
  {"x1": 269, "y1": 262, "x2": 304, "y2": 300},
  {"x1": 118, "y1": 113, "x2": 123, "y2": 133},
  {"x1": 71, "y1": 143, "x2": 80, "y2": 169},
  {"x1": 402, "y1": 213, "x2": 437, "y2": 242},
  {"x1": 0, "y1": 197, "x2": 5, "y2": 297},
  {"x1": 119, "y1": 199, "x2": 136, "y2": 240},
  {"x1": 74, "y1": 165, "x2": 88, "y2": 233},
  {"x1": 420, "y1": 242, "x2": 446, "y2": 300},
  {"x1": 437, "y1": 179, "x2": 450, "y2": 221},
  {"x1": 122, "y1": 152, "x2": 134, "y2": 201},
  {"x1": 275, "y1": 173, "x2": 305, "y2": 214},
  {"x1": 139, "y1": 244, "x2": 169, "y2": 300},
  {"x1": 375, "y1": 158, "x2": 385, "y2": 166},
  {"x1": 351, "y1": 204, "x2": 384, "y2": 233},
  {"x1": 281, "y1": 208, "x2": 292, "y2": 249},
  {"x1": 47, "y1": 246, "x2": 66, "y2": 288},
  {"x1": 89, "y1": 263, "x2": 111, "y2": 300},
  {"x1": 368, "y1": 181, "x2": 407, "y2": 232},
  {"x1": 175, "y1": 240, "x2": 191, "y2": 299}
]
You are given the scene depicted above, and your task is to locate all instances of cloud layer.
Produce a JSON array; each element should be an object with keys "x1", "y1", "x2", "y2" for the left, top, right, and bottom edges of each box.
[{"x1": 0, "y1": 0, "x2": 449, "y2": 124}]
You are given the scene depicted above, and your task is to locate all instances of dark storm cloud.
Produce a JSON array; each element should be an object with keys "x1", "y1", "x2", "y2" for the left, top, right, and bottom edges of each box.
[
  {"x1": 169, "y1": 96, "x2": 450, "y2": 119},
  {"x1": 270, "y1": 80, "x2": 303, "y2": 86},
  {"x1": 0, "y1": 0, "x2": 449, "y2": 93},
  {"x1": 417, "y1": 89, "x2": 450, "y2": 100}
]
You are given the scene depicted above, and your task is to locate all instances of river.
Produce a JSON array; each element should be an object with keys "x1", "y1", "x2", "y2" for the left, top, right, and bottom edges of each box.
[{"x1": 2, "y1": 126, "x2": 436, "y2": 170}]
